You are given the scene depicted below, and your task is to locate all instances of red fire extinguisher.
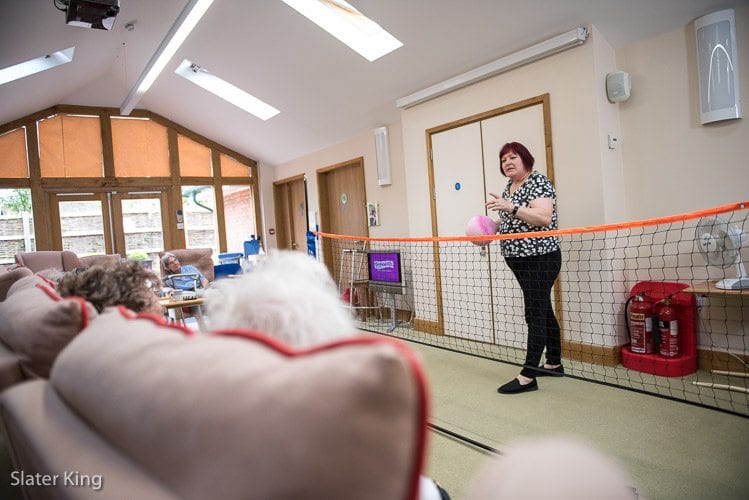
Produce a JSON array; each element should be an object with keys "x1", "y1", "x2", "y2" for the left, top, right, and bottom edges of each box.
[
  {"x1": 625, "y1": 293, "x2": 655, "y2": 354},
  {"x1": 658, "y1": 298, "x2": 679, "y2": 358}
]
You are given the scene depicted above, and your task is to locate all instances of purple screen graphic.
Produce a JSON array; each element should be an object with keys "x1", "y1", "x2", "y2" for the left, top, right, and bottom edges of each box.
[{"x1": 368, "y1": 252, "x2": 400, "y2": 283}]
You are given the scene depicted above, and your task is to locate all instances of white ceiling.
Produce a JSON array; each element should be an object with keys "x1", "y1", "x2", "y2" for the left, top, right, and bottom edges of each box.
[{"x1": 0, "y1": 0, "x2": 739, "y2": 166}]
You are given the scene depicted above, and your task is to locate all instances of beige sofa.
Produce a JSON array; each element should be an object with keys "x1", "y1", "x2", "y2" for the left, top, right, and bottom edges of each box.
[
  {"x1": 0, "y1": 307, "x2": 428, "y2": 499},
  {"x1": 0, "y1": 266, "x2": 32, "y2": 302},
  {"x1": 0, "y1": 274, "x2": 97, "y2": 392}
]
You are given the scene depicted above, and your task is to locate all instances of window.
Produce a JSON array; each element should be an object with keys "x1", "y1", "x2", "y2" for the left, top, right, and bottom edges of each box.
[
  {"x1": 111, "y1": 117, "x2": 170, "y2": 177},
  {"x1": 0, "y1": 188, "x2": 35, "y2": 265},
  {"x1": 178, "y1": 135, "x2": 212, "y2": 177},
  {"x1": 182, "y1": 185, "x2": 218, "y2": 257},
  {"x1": 220, "y1": 152, "x2": 250, "y2": 177},
  {"x1": 0, "y1": 128, "x2": 29, "y2": 178},
  {"x1": 58, "y1": 199, "x2": 106, "y2": 256},
  {"x1": 38, "y1": 114, "x2": 103, "y2": 177},
  {"x1": 222, "y1": 185, "x2": 256, "y2": 252}
]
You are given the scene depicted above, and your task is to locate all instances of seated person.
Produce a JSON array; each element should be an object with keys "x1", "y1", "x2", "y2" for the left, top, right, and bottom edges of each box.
[
  {"x1": 161, "y1": 252, "x2": 208, "y2": 290},
  {"x1": 56, "y1": 260, "x2": 162, "y2": 315},
  {"x1": 206, "y1": 251, "x2": 450, "y2": 500}
]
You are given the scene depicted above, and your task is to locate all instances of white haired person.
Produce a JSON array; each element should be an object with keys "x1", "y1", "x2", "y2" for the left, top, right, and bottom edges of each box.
[{"x1": 206, "y1": 251, "x2": 450, "y2": 500}]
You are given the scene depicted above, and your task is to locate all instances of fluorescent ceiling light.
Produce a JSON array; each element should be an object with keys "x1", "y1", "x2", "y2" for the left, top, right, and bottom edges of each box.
[
  {"x1": 120, "y1": 0, "x2": 214, "y2": 115},
  {"x1": 281, "y1": 0, "x2": 402, "y2": 62},
  {"x1": 396, "y1": 27, "x2": 590, "y2": 109},
  {"x1": 175, "y1": 60, "x2": 280, "y2": 121},
  {"x1": 0, "y1": 47, "x2": 75, "y2": 86}
]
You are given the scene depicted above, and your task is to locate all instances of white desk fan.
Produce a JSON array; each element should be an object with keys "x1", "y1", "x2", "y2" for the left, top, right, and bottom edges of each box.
[{"x1": 695, "y1": 215, "x2": 749, "y2": 290}]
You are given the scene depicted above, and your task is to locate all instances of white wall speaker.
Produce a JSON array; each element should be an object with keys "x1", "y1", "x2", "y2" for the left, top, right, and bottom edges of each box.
[
  {"x1": 606, "y1": 71, "x2": 632, "y2": 103},
  {"x1": 374, "y1": 126, "x2": 392, "y2": 186},
  {"x1": 695, "y1": 9, "x2": 742, "y2": 124}
]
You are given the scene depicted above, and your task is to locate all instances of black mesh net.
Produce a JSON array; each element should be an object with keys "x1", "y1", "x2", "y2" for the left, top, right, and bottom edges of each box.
[{"x1": 319, "y1": 202, "x2": 749, "y2": 417}]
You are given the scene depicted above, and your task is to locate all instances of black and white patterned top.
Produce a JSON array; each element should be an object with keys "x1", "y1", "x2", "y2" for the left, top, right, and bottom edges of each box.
[{"x1": 498, "y1": 170, "x2": 559, "y2": 257}]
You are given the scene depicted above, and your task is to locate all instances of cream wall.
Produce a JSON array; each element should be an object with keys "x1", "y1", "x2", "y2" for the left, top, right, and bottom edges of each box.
[
  {"x1": 401, "y1": 29, "x2": 607, "y2": 236},
  {"x1": 266, "y1": 122, "x2": 409, "y2": 246},
  {"x1": 617, "y1": 5, "x2": 749, "y2": 220},
  {"x1": 268, "y1": 8, "x2": 749, "y2": 234}
]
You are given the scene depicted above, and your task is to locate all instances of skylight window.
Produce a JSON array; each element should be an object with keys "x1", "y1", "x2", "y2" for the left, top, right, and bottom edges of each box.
[
  {"x1": 174, "y1": 60, "x2": 280, "y2": 121},
  {"x1": 0, "y1": 47, "x2": 75, "y2": 86},
  {"x1": 281, "y1": 0, "x2": 402, "y2": 62},
  {"x1": 120, "y1": 0, "x2": 215, "y2": 115}
]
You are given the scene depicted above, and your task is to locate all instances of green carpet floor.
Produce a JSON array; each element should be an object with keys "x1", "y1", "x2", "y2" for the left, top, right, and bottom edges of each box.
[{"x1": 412, "y1": 341, "x2": 749, "y2": 500}]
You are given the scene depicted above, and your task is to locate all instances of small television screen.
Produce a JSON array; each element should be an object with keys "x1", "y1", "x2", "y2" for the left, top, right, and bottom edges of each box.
[{"x1": 367, "y1": 250, "x2": 403, "y2": 289}]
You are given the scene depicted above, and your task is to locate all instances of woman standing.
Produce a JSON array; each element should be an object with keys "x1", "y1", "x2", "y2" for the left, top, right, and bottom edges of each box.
[{"x1": 485, "y1": 142, "x2": 562, "y2": 394}]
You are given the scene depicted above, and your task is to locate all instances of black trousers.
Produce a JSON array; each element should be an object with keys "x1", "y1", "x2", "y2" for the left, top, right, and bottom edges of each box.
[{"x1": 505, "y1": 249, "x2": 562, "y2": 378}]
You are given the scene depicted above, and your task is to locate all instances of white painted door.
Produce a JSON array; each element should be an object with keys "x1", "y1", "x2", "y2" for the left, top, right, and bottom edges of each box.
[
  {"x1": 431, "y1": 102, "x2": 552, "y2": 348},
  {"x1": 480, "y1": 104, "x2": 554, "y2": 350},
  {"x1": 432, "y1": 123, "x2": 495, "y2": 342}
]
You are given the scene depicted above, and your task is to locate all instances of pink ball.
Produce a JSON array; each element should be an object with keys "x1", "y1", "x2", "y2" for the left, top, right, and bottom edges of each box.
[{"x1": 465, "y1": 215, "x2": 497, "y2": 246}]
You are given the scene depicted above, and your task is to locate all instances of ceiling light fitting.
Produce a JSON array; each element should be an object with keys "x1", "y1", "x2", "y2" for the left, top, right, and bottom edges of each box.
[
  {"x1": 120, "y1": 0, "x2": 215, "y2": 115},
  {"x1": 281, "y1": 0, "x2": 402, "y2": 62},
  {"x1": 174, "y1": 59, "x2": 280, "y2": 121},
  {"x1": 0, "y1": 47, "x2": 75, "y2": 86},
  {"x1": 396, "y1": 27, "x2": 589, "y2": 109}
]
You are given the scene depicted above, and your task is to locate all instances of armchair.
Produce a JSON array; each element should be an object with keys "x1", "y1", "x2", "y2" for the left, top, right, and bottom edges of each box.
[
  {"x1": 159, "y1": 248, "x2": 214, "y2": 283},
  {"x1": 15, "y1": 251, "x2": 122, "y2": 274},
  {"x1": 14, "y1": 251, "x2": 81, "y2": 273}
]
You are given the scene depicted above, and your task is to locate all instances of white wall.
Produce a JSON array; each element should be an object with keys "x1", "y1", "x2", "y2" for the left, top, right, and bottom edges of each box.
[
  {"x1": 617, "y1": 5, "x2": 749, "y2": 220},
  {"x1": 269, "y1": 122, "x2": 410, "y2": 243}
]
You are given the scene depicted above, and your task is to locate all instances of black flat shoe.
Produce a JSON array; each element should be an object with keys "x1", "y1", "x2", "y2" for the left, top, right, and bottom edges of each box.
[
  {"x1": 497, "y1": 378, "x2": 538, "y2": 394},
  {"x1": 534, "y1": 365, "x2": 564, "y2": 377}
]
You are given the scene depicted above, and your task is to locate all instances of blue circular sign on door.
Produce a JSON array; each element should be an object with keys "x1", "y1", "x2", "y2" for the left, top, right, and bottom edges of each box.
[{"x1": 455, "y1": 182, "x2": 461, "y2": 191}]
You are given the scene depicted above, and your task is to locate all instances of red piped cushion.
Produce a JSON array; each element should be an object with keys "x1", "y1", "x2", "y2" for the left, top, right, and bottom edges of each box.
[
  {"x1": 0, "y1": 283, "x2": 97, "y2": 378},
  {"x1": 50, "y1": 308, "x2": 428, "y2": 500}
]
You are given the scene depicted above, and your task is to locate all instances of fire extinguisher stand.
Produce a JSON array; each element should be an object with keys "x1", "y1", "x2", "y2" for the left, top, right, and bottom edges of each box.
[{"x1": 621, "y1": 281, "x2": 698, "y2": 377}]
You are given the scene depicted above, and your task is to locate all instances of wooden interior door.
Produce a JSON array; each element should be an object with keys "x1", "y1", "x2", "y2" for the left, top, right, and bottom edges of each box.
[
  {"x1": 273, "y1": 182, "x2": 292, "y2": 250},
  {"x1": 273, "y1": 175, "x2": 308, "y2": 252},
  {"x1": 317, "y1": 158, "x2": 368, "y2": 285}
]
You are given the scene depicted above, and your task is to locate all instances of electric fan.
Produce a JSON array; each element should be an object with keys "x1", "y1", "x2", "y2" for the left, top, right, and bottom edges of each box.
[{"x1": 695, "y1": 215, "x2": 749, "y2": 290}]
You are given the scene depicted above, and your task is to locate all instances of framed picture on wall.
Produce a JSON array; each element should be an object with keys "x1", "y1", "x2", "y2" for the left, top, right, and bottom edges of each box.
[{"x1": 367, "y1": 202, "x2": 379, "y2": 227}]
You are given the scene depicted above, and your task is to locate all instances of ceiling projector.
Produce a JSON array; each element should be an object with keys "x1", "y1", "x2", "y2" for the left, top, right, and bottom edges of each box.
[{"x1": 63, "y1": 0, "x2": 120, "y2": 30}]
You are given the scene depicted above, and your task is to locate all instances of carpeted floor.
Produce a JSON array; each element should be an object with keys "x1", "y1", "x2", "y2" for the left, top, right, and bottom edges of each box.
[{"x1": 412, "y1": 341, "x2": 749, "y2": 500}]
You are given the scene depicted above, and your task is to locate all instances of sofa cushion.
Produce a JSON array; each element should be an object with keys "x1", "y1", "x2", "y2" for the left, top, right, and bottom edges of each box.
[
  {"x1": 0, "y1": 283, "x2": 97, "y2": 378},
  {"x1": 4, "y1": 273, "x2": 54, "y2": 297},
  {"x1": 50, "y1": 308, "x2": 427, "y2": 500},
  {"x1": 0, "y1": 266, "x2": 32, "y2": 301},
  {"x1": 0, "y1": 344, "x2": 23, "y2": 391},
  {"x1": 0, "y1": 381, "x2": 180, "y2": 500}
]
